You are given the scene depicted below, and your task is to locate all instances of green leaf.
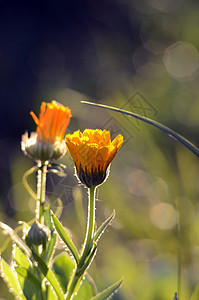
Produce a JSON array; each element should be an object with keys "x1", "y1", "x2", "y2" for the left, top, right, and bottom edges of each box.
[
  {"x1": 13, "y1": 245, "x2": 31, "y2": 269},
  {"x1": 51, "y1": 211, "x2": 79, "y2": 263},
  {"x1": 45, "y1": 283, "x2": 58, "y2": 300},
  {"x1": 53, "y1": 253, "x2": 95, "y2": 298},
  {"x1": 13, "y1": 245, "x2": 43, "y2": 299},
  {"x1": 52, "y1": 253, "x2": 75, "y2": 293},
  {"x1": 81, "y1": 101, "x2": 199, "y2": 158},
  {"x1": 94, "y1": 210, "x2": 115, "y2": 243},
  {"x1": 190, "y1": 283, "x2": 199, "y2": 300},
  {"x1": 0, "y1": 257, "x2": 26, "y2": 299},
  {"x1": 15, "y1": 266, "x2": 41, "y2": 289},
  {"x1": 31, "y1": 248, "x2": 65, "y2": 300},
  {"x1": 43, "y1": 207, "x2": 57, "y2": 264},
  {"x1": 91, "y1": 278, "x2": 123, "y2": 300}
]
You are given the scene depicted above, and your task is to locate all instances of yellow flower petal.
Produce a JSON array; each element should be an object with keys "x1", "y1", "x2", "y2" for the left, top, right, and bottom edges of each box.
[{"x1": 65, "y1": 129, "x2": 123, "y2": 187}]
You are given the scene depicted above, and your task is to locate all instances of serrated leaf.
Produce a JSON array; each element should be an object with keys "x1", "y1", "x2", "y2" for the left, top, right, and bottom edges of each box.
[
  {"x1": 190, "y1": 283, "x2": 199, "y2": 300},
  {"x1": 0, "y1": 257, "x2": 26, "y2": 299},
  {"x1": 91, "y1": 278, "x2": 123, "y2": 300},
  {"x1": 94, "y1": 210, "x2": 115, "y2": 243},
  {"x1": 51, "y1": 211, "x2": 79, "y2": 263},
  {"x1": 31, "y1": 248, "x2": 65, "y2": 300},
  {"x1": 53, "y1": 253, "x2": 95, "y2": 298}
]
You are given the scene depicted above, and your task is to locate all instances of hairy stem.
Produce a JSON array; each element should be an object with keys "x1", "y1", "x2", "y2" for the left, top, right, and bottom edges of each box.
[
  {"x1": 36, "y1": 162, "x2": 48, "y2": 224},
  {"x1": 65, "y1": 187, "x2": 96, "y2": 300}
]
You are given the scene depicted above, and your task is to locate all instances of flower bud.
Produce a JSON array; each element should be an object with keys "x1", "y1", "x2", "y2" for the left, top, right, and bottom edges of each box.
[{"x1": 26, "y1": 221, "x2": 48, "y2": 247}]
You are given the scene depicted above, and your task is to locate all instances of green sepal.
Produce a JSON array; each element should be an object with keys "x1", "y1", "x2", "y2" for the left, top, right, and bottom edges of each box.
[
  {"x1": 31, "y1": 248, "x2": 65, "y2": 300},
  {"x1": 0, "y1": 257, "x2": 26, "y2": 300},
  {"x1": 91, "y1": 278, "x2": 123, "y2": 300},
  {"x1": 51, "y1": 211, "x2": 79, "y2": 263},
  {"x1": 94, "y1": 210, "x2": 115, "y2": 243},
  {"x1": 47, "y1": 168, "x2": 66, "y2": 177}
]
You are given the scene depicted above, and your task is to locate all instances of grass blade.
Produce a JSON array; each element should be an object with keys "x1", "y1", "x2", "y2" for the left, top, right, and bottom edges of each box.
[{"x1": 81, "y1": 101, "x2": 199, "y2": 158}]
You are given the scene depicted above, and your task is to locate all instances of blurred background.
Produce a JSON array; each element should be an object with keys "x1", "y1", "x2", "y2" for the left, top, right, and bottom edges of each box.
[{"x1": 1, "y1": 0, "x2": 199, "y2": 299}]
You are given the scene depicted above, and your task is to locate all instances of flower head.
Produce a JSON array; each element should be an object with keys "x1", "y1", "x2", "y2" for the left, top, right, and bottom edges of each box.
[
  {"x1": 22, "y1": 101, "x2": 71, "y2": 161},
  {"x1": 65, "y1": 129, "x2": 123, "y2": 187}
]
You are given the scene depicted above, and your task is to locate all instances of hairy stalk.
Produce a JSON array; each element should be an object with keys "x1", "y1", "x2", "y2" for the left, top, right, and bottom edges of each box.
[
  {"x1": 36, "y1": 161, "x2": 48, "y2": 224},
  {"x1": 65, "y1": 187, "x2": 96, "y2": 300},
  {"x1": 35, "y1": 161, "x2": 48, "y2": 299}
]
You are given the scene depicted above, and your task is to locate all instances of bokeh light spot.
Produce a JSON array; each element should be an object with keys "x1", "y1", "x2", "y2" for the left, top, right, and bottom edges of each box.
[
  {"x1": 141, "y1": 15, "x2": 179, "y2": 54},
  {"x1": 149, "y1": 202, "x2": 177, "y2": 230},
  {"x1": 163, "y1": 41, "x2": 199, "y2": 81}
]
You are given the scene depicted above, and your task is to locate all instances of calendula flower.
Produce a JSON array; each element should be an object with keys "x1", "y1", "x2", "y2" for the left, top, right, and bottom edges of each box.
[
  {"x1": 22, "y1": 101, "x2": 71, "y2": 161},
  {"x1": 65, "y1": 129, "x2": 123, "y2": 187}
]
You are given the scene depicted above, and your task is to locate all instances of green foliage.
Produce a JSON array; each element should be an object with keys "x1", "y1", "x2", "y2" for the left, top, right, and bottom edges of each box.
[
  {"x1": 51, "y1": 211, "x2": 79, "y2": 263},
  {"x1": 1, "y1": 257, "x2": 26, "y2": 300},
  {"x1": 43, "y1": 207, "x2": 57, "y2": 264},
  {"x1": 94, "y1": 210, "x2": 115, "y2": 243},
  {"x1": 53, "y1": 252, "x2": 95, "y2": 298},
  {"x1": 31, "y1": 248, "x2": 65, "y2": 300},
  {"x1": 91, "y1": 278, "x2": 123, "y2": 300}
]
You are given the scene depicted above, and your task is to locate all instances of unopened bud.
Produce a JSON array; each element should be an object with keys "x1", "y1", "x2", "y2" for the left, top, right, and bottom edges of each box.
[{"x1": 26, "y1": 221, "x2": 48, "y2": 247}]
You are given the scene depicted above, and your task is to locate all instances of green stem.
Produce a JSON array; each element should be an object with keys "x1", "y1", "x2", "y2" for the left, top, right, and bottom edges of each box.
[
  {"x1": 36, "y1": 161, "x2": 48, "y2": 300},
  {"x1": 65, "y1": 187, "x2": 96, "y2": 300},
  {"x1": 22, "y1": 166, "x2": 39, "y2": 200},
  {"x1": 79, "y1": 187, "x2": 96, "y2": 267},
  {"x1": 36, "y1": 161, "x2": 48, "y2": 224}
]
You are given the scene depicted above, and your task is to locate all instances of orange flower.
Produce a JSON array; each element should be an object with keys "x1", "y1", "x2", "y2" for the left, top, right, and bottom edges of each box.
[
  {"x1": 30, "y1": 101, "x2": 71, "y2": 144},
  {"x1": 65, "y1": 129, "x2": 123, "y2": 187},
  {"x1": 22, "y1": 101, "x2": 71, "y2": 161}
]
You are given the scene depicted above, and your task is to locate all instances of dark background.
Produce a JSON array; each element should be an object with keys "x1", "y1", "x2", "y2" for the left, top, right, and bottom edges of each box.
[{"x1": 1, "y1": 0, "x2": 199, "y2": 299}]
